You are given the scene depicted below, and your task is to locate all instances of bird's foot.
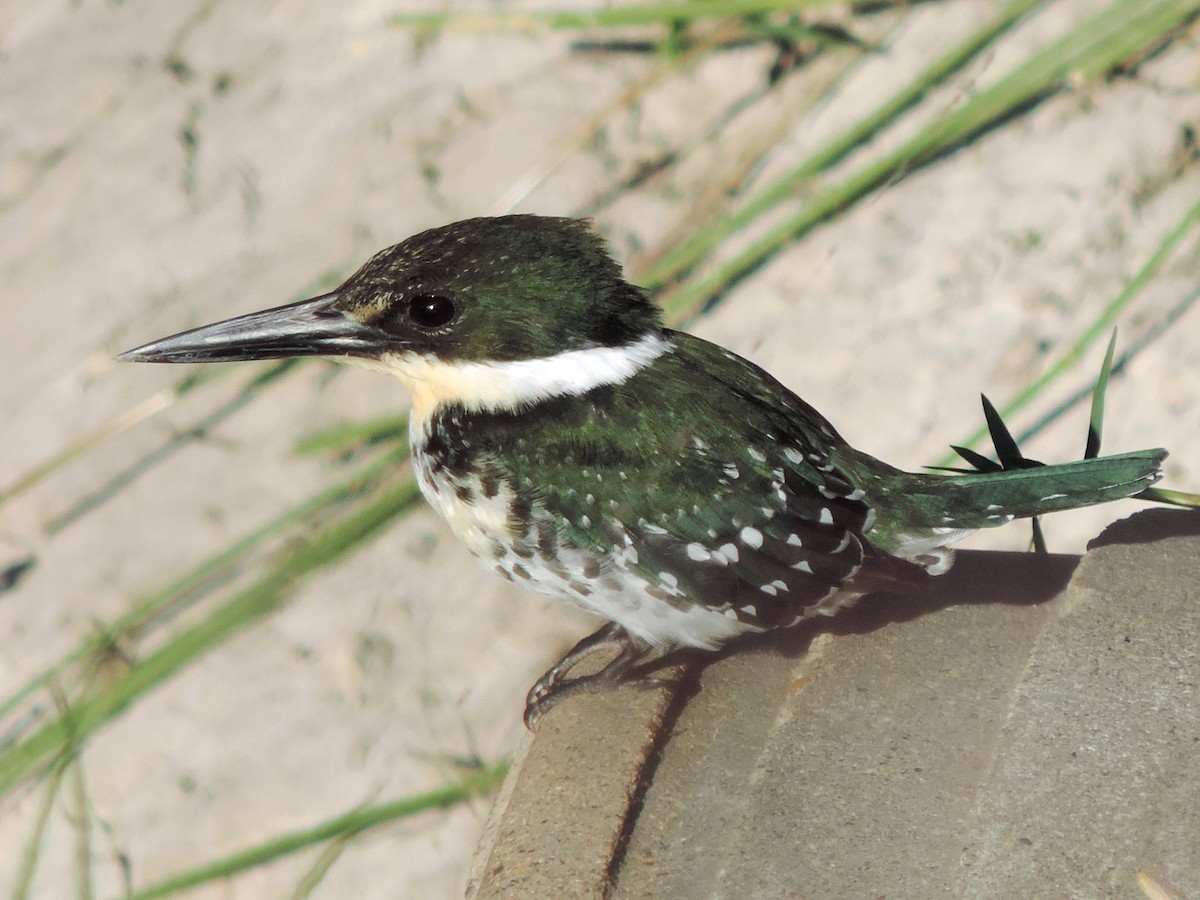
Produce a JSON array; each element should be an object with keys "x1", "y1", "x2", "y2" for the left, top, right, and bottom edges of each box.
[{"x1": 523, "y1": 623, "x2": 655, "y2": 729}]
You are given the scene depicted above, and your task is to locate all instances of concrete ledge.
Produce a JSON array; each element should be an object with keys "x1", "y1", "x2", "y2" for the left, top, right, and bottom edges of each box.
[{"x1": 468, "y1": 510, "x2": 1200, "y2": 898}]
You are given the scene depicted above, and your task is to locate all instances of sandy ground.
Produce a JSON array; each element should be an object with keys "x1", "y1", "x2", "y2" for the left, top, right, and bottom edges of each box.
[{"x1": 1, "y1": 1, "x2": 1198, "y2": 897}]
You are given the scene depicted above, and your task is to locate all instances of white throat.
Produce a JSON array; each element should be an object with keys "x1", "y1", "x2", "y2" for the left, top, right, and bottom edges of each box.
[{"x1": 350, "y1": 332, "x2": 672, "y2": 430}]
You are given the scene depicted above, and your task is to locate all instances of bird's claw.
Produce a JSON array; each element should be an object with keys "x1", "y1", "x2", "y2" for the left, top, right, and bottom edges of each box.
[{"x1": 522, "y1": 623, "x2": 653, "y2": 729}]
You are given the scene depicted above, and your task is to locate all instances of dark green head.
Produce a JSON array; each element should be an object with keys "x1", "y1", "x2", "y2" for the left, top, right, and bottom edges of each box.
[{"x1": 119, "y1": 216, "x2": 662, "y2": 366}]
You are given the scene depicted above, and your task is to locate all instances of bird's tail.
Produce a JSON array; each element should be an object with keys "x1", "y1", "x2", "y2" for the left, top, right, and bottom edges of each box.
[{"x1": 921, "y1": 448, "x2": 1167, "y2": 530}]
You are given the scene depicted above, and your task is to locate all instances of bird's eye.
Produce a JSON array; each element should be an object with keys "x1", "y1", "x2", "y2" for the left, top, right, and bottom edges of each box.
[{"x1": 407, "y1": 294, "x2": 456, "y2": 328}]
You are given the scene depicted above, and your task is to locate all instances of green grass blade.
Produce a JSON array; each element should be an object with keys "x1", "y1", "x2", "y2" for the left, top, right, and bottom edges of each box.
[
  {"x1": 293, "y1": 413, "x2": 410, "y2": 457},
  {"x1": 977, "y1": 395, "x2": 1049, "y2": 552},
  {"x1": 43, "y1": 361, "x2": 300, "y2": 537},
  {"x1": 288, "y1": 835, "x2": 352, "y2": 899},
  {"x1": 122, "y1": 759, "x2": 511, "y2": 900},
  {"x1": 1138, "y1": 487, "x2": 1200, "y2": 508},
  {"x1": 1085, "y1": 329, "x2": 1119, "y2": 460},
  {"x1": 0, "y1": 392, "x2": 174, "y2": 510},
  {"x1": 981, "y1": 395, "x2": 1029, "y2": 470},
  {"x1": 949, "y1": 445, "x2": 1002, "y2": 472},
  {"x1": 658, "y1": 0, "x2": 1200, "y2": 321},
  {"x1": 939, "y1": 187, "x2": 1200, "y2": 466},
  {"x1": 12, "y1": 757, "x2": 69, "y2": 900},
  {"x1": 0, "y1": 476, "x2": 422, "y2": 796},
  {"x1": 70, "y1": 757, "x2": 95, "y2": 900},
  {"x1": 390, "y1": 1, "x2": 842, "y2": 31},
  {"x1": 3, "y1": 263, "x2": 348, "y2": 514},
  {"x1": 1030, "y1": 517, "x2": 1047, "y2": 555},
  {"x1": 0, "y1": 447, "x2": 409, "y2": 729},
  {"x1": 1013, "y1": 282, "x2": 1200, "y2": 449},
  {"x1": 638, "y1": 0, "x2": 1047, "y2": 290}
]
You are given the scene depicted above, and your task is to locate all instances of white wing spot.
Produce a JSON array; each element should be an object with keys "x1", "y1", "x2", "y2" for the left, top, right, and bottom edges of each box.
[
  {"x1": 739, "y1": 526, "x2": 764, "y2": 549},
  {"x1": 818, "y1": 508, "x2": 833, "y2": 525},
  {"x1": 686, "y1": 542, "x2": 711, "y2": 562}
]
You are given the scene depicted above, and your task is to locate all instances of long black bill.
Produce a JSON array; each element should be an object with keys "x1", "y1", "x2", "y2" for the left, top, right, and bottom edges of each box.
[{"x1": 118, "y1": 293, "x2": 389, "y2": 364}]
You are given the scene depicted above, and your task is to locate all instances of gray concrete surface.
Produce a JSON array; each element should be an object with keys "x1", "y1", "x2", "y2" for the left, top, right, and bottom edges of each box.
[{"x1": 470, "y1": 509, "x2": 1200, "y2": 899}]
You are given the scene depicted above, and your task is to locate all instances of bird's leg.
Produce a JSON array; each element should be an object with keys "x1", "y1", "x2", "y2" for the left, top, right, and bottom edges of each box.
[{"x1": 524, "y1": 622, "x2": 654, "y2": 729}]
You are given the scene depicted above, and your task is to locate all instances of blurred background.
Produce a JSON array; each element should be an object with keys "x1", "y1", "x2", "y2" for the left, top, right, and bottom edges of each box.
[{"x1": 1, "y1": 1, "x2": 1198, "y2": 896}]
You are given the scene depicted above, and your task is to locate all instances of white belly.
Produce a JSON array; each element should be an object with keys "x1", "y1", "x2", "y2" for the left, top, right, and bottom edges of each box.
[{"x1": 410, "y1": 445, "x2": 753, "y2": 650}]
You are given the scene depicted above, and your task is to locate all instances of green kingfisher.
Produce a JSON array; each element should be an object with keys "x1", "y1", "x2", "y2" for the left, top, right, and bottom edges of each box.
[{"x1": 120, "y1": 215, "x2": 1167, "y2": 726}]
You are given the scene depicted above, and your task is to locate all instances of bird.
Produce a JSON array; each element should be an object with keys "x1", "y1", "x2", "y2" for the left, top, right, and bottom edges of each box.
[{"x1": 120, "y1": 215, "x2": 1167, "y2": 727}]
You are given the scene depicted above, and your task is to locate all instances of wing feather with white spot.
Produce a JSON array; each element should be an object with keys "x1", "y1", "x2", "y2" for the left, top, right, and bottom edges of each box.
[{"x1": 614, "y1": 440, "x2": 899, "y2": 628}]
